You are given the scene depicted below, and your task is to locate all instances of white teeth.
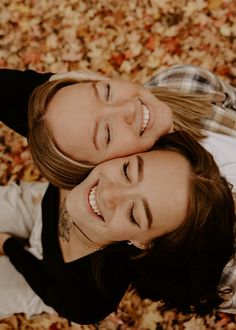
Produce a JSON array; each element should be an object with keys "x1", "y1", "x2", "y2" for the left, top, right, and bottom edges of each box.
[
  {"x1": 89, "y1": 185, "x2": 102, "y2": 217},
  {"x1": 141, "y1": 104, "x2": 150, "y2": 134}
]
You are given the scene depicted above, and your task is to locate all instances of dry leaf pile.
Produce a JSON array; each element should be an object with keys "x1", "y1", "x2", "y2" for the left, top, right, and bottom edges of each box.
[{"x1": 0, "y1": 0, "x2": 236, "y2": 328}]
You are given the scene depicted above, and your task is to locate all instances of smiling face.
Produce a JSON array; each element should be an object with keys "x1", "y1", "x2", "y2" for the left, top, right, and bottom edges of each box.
[
  {"x1": 45, "y1": 79, "x2": 173, "y2": 164},
  {"x1": 65, "y1": 149, "x2": 190, "y2": 248}
]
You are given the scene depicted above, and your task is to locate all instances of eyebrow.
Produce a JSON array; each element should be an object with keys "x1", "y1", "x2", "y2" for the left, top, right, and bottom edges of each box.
[
  {"x1": 136, "y1": 155, "x2": 153, "y2": 229},
  {"x1": 93, "y1": 121, "x2": 99, "y2": 150},
  {"x1": 143, "y1": 198, "x2": 153, "y2": 229},
  {"x1": 92, "y1": 82, "x2": 99, "y2": 98}
]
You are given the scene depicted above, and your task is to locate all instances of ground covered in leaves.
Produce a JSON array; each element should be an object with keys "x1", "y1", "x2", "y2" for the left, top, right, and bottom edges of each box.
[{"x1": 0, "y1": 0, "x2": 236, "y2": 329}]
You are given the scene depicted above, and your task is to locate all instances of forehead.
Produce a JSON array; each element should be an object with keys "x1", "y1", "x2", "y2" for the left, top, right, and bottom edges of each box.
[
  {"x1": 48, "y1": 77, "x2": 133, "y2": 102},
  {"x1": 140, "y1": 149, "x2": 190, "y2": 236},
  {"x1": 45, "y1": 82, "x2": 97, "y2": 150},
  {"x1": 140, "y1": 148, "x2": 189, "y2": 177},
  {"x1": 48, "y1": 82, "x2": 93, "y2": 107}
]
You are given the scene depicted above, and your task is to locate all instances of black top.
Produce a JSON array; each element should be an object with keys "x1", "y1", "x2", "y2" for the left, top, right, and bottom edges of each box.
[
  {"x1": 1, "y1": 69, "x2": 132, "y2": 324},
  {"x1": 4, "y1": 185, "x2": 132, "y2": 324},
  {"x1": 0, "y1": 69, "x2": 52, "y2": 136}
]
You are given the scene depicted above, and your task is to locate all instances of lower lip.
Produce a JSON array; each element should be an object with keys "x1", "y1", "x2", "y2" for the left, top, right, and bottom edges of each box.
[{"x1": 86, "y1": 181, "x2": 104, "y2": 222}]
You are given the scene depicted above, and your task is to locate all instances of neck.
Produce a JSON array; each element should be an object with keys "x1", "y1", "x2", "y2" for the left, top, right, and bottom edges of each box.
[{"x1": 59, "y1": 191, "x2": 101, "y2": 253}]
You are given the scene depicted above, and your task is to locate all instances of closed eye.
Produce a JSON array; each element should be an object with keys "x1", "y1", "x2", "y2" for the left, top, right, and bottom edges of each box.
[
  {"x1": 105, "y1": 123, "x2": 110, "y2": 145},
  {"x1": 123, "y1": 162, "x2": 130, "y2": 182},
  {"x1": 105, "y1": 83, "x2": 111, "y2": 101},
  {"x1": 129, "y1": 203, "x2": 140, "y2": 228}
]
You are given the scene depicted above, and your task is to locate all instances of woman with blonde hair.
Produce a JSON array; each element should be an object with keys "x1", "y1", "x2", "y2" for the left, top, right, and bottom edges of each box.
[
  {"x1": 28, "y1": 64, "x2": 236, "y2": 189},
  {"x1": 1, "y1": 65, "x2": 236, "y2": 188}
]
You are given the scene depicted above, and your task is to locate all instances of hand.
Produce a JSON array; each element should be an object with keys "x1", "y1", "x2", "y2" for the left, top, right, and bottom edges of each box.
[
  {"x1": 0, "y1": 233, "x2": 11, "y2": 255},
  {"x1": 49, "y1": 70, "x2": 109, "y2": 82}
]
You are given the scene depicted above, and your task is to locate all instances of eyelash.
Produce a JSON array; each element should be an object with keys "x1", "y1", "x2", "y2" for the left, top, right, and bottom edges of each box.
[
  {"x1": 122, "y1": 162, "x2": 140, "y2": 228},
  {"x1": 123, "y1": 162, "x2": 130, "y2": 182},
  {"x1": 105, "y1": 123, "x2": 110, "y2": 145},
  {"x1": 129, "y1": 203, "x2": 139, "y2": 227},
  {"x1": 105, "y1": 83, "x2": 111, "y2": 100}
]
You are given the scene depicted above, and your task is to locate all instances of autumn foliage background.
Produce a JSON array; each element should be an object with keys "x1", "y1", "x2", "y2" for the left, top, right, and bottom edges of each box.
[{"x1": 0, "y1": 0, "x2": 236, "y2": 329}]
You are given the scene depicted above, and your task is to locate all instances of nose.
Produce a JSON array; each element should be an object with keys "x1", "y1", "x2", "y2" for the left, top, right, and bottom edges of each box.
[
  {"x1": 99, "y1": 179, "x2": 129, "y2": 210},
  {"x1": 124, "y1": 102, "x2": 136, "y2": 125},
  {"x1": 115, "y1": 101, "x2": 136, "y2": 125},
  {"x1": 100, "y1": 185, "x2": 123, "y2": 210}
]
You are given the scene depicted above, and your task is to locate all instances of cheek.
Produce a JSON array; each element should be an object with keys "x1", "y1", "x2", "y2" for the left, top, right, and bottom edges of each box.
[
  {"x1": 116, "y1": 82, "x2": 138, "y2": 99},
  {"x1": 160, "y1": 103, "x2": 174, "y2": 129},
  {"x1": 108, "y1": 216, "x2": 131, "y2": 241},
  {"x1": 140, "y1": 136, "x2": 156, "y2": 149}
]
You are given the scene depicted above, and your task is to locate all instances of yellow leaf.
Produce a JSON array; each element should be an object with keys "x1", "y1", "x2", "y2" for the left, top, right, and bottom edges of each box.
[
  {"x1": 208, "y1": 0, "x2": 223, "y2": 10},
  {"x1": 22, "y1": 165, "x2": 41, "y2": 182}
]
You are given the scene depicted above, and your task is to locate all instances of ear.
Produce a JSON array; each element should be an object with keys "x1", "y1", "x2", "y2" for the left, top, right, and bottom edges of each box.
[{"x1": 130, "y1": 240, "x2": 149, "y2": 250}]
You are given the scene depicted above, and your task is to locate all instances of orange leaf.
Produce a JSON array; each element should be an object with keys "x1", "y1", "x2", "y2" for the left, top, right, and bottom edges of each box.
[
  {"x1": 216, "y1": 65, "x2": 231, "y2": 76},
  {"x1": 145, "y1": 36, "x2": 156, "y2": 51},
  {"x1": 163, "y1": 38, "x2": 181, "y2": 55},
  {"x1": 111, "y1": 53, "x2": 125, "y2": 66}
]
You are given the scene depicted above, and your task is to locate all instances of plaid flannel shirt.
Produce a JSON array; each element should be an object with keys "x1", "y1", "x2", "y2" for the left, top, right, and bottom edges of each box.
[{"x1": 144, "y1": 64, "x2": 236, "y2": 137}]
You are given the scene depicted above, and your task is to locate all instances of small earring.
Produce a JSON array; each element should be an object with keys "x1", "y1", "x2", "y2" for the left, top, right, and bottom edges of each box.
[{"x1": 127, "y1": 240, "x2": 133, "y2": 246}]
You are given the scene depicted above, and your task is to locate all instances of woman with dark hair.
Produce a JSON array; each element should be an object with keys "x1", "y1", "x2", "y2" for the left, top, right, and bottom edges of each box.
[{"x1": 0, "y1": 130, "x2": 235, "y2": 323}]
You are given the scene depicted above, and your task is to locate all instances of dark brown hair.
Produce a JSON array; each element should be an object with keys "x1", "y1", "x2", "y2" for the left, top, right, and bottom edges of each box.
[
  {"x1": 94, "y1": 131, "x2": 235, "y2": 314},
  {"x1": 130, "y1": 131, "x2": 236, "y2": 314}
]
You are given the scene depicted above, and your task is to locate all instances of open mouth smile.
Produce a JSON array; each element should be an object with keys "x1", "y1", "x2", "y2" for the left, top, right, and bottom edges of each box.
[
  {"x1": 88, "y1": 184, "x2": 104, "y2": 221},
  {"x1": 140, "y1": 102, "x2": 150, "y2": 135}
]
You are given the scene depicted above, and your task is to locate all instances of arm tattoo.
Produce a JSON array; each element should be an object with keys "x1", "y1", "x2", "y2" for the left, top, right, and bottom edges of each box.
[{"x1": 58, "y1": 199, "x2": 73, "y2": 242}]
